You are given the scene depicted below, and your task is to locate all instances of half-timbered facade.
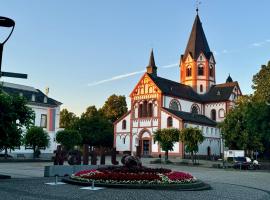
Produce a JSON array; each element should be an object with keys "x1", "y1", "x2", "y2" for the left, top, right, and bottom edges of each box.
[{"x1": 114, "y1": 13, "x2": 242, "y2": 158}]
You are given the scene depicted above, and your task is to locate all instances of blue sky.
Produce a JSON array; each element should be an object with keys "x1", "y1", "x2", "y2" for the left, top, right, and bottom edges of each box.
[{"x1": 1, "y1": 1, "x2": 270, "y2": 115}]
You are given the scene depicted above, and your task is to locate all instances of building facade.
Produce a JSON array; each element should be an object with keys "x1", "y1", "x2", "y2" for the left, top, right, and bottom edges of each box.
[
  {"x1": 1, "y1": 82, "x2": 62, "y2": 158},
  {"x1": 114, "y1": 13, "x2": 242, "y2": 158}
]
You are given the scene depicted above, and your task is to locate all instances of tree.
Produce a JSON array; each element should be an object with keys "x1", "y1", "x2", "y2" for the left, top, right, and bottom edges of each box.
[
  {"x1": 0, "y1": 90, "x2": 34, "y2": 159},
  {"x1": 153, "y1": 128, "x2": 180, "y2": 161},
  {"x1": 81, "y1": 106, "x2": 98, "y2": 119},
  {"x1": 24, "y1": 126, "x2": 50, "y2": 158},
  {"x1": 60, "y1": 108, "x2": 78, "y2": 129},
  {"x1": 219, "y1": 96, "x2": 268, "y2": 156},
  {"x1": 100, "y1": 94, "x2": 128, "y2": 123},
  {"x1": 72, "y1": 105, "x2": 114, "y2": 148},
  {"x1": 252, "y1": 61, "x2": 270, "y2": 103},
  {"x1": 56, "y1": 130, "x2": 82, "y2": 151},
  {"x1": 180, "y1": 127, "x2": 204, "y2": 164}
]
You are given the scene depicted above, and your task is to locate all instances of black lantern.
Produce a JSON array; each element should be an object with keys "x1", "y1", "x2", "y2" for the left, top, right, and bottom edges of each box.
[{"x1": 0, "y1": 16, "x2": 27, "y2": 79}]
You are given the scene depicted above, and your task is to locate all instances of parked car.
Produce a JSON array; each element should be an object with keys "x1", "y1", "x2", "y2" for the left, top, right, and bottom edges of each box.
[{"x1": 233, "y1": 157, "x2": 252, "y2": 169}]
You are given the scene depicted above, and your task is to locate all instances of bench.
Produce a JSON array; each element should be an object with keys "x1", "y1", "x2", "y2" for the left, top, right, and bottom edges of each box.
[{"x1": 17, "y1": 154, "x2": 25, "y2": 159}]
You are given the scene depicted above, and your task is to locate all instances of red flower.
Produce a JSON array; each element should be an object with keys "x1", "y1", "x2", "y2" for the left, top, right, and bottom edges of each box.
[{"x1": 167, "y1": 172, "x2": 193, "y2": 181}]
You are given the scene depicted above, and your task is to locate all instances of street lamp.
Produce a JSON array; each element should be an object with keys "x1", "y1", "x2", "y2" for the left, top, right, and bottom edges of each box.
[{"x1": 0, "y1": 16, "x2": 27, "y2": 79}]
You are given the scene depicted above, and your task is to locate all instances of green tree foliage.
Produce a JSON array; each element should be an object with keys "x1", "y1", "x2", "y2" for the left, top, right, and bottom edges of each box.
[
  {"x1": 0, "y1": 90, "x2": 34, "y2": 158},
  {"x1": 252, "y1": 61, "x2": 270, "y2": 103},
  {"x1": 24, "y1": 126, "x2": 50, "y2": 158},
  {"x1": 81, "y1": 106, "x2": 98, "y2": 119},
  {"x1": 153, "y1": 128, "x2": 180, "y2": 161},
  {"x1": 219, "y1": 96, "x2": 269, "y2": 156},
  {"x1": 180, "y1": 127, "x2": 204, "y2": 164},
  {"x1": 59, "y1": 108, "x2": 78, "y2": 129},
  {"x1": 56, "y1": 130, "x2": 82, "y2": 151},
  {"x1": 100, "y1": 94, "x2": 128, "y2": 123},
  {"x1": 74, "y1": 108, "x2": 113, "y2": 148}
]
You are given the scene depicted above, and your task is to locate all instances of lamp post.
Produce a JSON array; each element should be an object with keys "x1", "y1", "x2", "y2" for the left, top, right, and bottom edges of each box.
[{"x1": 0, "y1": 16, "x2": 27, "y2": 79}]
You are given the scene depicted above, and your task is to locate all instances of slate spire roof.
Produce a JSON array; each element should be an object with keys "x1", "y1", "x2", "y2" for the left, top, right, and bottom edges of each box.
[
  {"x1": 226, "y1": 74, "x2": 233, "y2": 83},
  {"x1": 148, "y1": 48, "x2": 156, "y2": 68},
  {"x1": 146, "y1": 49, "x2": 157, "y2": 76},
  {"x1": 183, "y1": 14, "x2": 212, "y2": 60}
]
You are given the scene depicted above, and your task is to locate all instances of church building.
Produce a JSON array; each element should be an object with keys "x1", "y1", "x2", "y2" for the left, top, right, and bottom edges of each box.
[{"x1": 114, "y1": 12, "x2": 242, "y2": 158}]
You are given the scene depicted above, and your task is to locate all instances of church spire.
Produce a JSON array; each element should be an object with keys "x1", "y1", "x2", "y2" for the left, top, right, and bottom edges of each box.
[
  {"x1": 146, "y1": 49, "x2": 157, "y2": 77},
  {"x1": 226, "y1": 74, "x2": 233, "y2": 83},
  {"x1": 183, "y1": 13, "x2": 211, "y2": 60}
]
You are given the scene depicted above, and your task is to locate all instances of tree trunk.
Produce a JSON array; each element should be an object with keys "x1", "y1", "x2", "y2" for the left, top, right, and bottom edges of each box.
[
  {"x1": 165, "y1": 151, "x2": 169, "y2": 162},
  {"x1": 4, "y1": 147, "x2": 8, "y2": 159},
  {"x1": 191, "y1": 151, "x2": 194, "y2": 165}
]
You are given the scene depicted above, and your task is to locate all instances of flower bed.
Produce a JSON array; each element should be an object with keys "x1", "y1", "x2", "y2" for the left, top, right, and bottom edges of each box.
[{"x1": 70, "y1": 166, "x2": 196, "y2": 185}]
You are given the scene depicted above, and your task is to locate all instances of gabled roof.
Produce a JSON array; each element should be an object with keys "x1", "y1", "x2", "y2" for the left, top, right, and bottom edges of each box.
[
  {"x1": 201, "y1": 82, "x2": 239, "y2": 102},
  {"x1": 183, "y1": 14, "x2": 213, "y2": 60},
  {"x1": 1, "y1": 82, "x2": 62, "y2": 107},
  {"x1": 148, "y1": 74, "x2": 201, "y2": 102},
  {"x1": 147, "y1": 74, "x2": 239, "y2": 103},
  {"x1": 162, "y1": 107, "x2": 217, "y2": 126}
]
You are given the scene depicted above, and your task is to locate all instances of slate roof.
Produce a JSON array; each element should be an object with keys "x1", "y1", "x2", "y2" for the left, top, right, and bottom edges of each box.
[
  {"x1": 148, "y1": 74, "x2": 238, "y2": 103},
  {"x1": 148, "y1": 74, "x2": 201, "y2": 102},
  {"x1": 163, "y1": 107, "x2": 217, "y2": 126},
  {"x1": 0, "y1": 82, "x2": 62, "y2": 107},
  {"x1": 183, "y1": 14, "x2": 213, "y2": 60},
  {"x1": 201, "y1": 82, "x2": 238, "y2": 102}
]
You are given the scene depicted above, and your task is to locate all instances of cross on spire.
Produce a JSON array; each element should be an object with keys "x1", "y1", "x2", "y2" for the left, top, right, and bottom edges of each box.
[{"x1": 196, "y1": 0, "x2": 201, "y2": 15}]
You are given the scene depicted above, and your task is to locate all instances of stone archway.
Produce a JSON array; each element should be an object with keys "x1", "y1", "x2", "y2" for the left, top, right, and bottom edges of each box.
[{"x1": 138, "y1": 129, "x2": 152, "y2": 156}]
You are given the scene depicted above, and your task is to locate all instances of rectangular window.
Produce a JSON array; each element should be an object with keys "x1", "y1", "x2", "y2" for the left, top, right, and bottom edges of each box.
[{"x1": 40, "y1": 114, "x2": 47, "y2": 128}]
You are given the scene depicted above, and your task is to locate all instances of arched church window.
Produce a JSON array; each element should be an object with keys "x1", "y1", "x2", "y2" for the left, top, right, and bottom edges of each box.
[
  {"x1": 148, "y1": 103, "x2": 153, "y2": 117},
  {"x1": 198, "y1": 65, "x2": 204, "y2": 76},
  {"x1": 142, "y1": 100, "x2": 148, "y2": 117},
  {"x1": 219, "y1": 109, "x2": 225, "y2": 118},
  {"x1": 200, "y1": 85, "x2": 203, "y2": 92},
  {"x1": 191, "y1": 104, "x2": 200, "y2": 114},
  {"x1": 186, "y1": 66, "x2": 192, "y2": 77},
  {"x1": 167, "y1": 117, "x2": 173, "y2": 127},
  {"x1": 139, "y1": 104, "x2": 143, "y2": 118},
  {"x1": 211, "y1": 109, "x2": 216, "y2": 121},
  {"x1": 122, "y1": 120, "x2": 126, "y2": 130},
  {"x1": 169, "y1": 99, "x2": 180, "y2": 111},
  {"x1": 209, "y1": 65, "x2": 214, "y2": 77}
]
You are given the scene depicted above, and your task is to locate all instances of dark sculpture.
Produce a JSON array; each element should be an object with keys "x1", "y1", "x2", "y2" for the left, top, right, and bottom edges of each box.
[
  {"x1": 53, "y1": 145, "x2": 66, "y2": 165},
  {"x1": 67, "y1": 150, "x2": 82, "y2": 165},
  {"x1": 121, "y1": 154, "x2": 142, "y2": 168}
]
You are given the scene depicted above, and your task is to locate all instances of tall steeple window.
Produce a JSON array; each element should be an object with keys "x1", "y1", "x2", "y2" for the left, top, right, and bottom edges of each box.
[
  {"x1": 198, "y1": 64, "x2": 204, "y2": 76},
  {"x1": 186, "y1": 66, "x2": 192, "y2": 77}
]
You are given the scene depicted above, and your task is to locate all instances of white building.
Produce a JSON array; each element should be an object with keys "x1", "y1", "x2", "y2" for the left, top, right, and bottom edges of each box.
[
  {"x1": 1, "y1": 82, "x2": 62, "y2": 159},
  {"x1": 114, "y1": 13, "x2": 242, "y2": 158}
]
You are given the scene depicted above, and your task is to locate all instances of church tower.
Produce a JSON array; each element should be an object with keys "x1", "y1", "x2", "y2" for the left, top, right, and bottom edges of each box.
[{"x1": 180, "y1": 12, "x2": 216, "y2": 94}]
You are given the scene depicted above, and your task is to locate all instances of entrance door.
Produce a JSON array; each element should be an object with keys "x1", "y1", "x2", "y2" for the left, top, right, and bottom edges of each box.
[{"x1": 143, "y1": 140, "x2": 150, "y2": 155}]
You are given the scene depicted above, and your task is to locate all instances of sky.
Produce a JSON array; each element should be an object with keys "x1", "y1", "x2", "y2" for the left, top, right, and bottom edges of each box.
[{"x1": 0, "y1": 0, "x2": 270, "y2": 116}]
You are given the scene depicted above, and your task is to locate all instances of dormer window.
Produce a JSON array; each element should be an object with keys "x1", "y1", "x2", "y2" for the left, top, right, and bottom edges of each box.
[
  {"x1": 31, "y1": 94, "x2": 36, "y2": 102},
  {"x1": 44, "y1": 97, "x2": 47, "y2": 103}
]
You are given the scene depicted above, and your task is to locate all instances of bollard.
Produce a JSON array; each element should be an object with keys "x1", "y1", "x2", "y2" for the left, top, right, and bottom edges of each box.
[
  {"x1": 92, "y1": 180, "x2": 95, "y2": 189},
  {"x1": 55, "y1": 175, "x2": 58, "y2": 184}
]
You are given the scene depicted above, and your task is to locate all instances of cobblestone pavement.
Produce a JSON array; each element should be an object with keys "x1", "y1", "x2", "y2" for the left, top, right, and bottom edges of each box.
[{"x1": 0, "y1": 161, "x2": 270, "y2": 200}]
